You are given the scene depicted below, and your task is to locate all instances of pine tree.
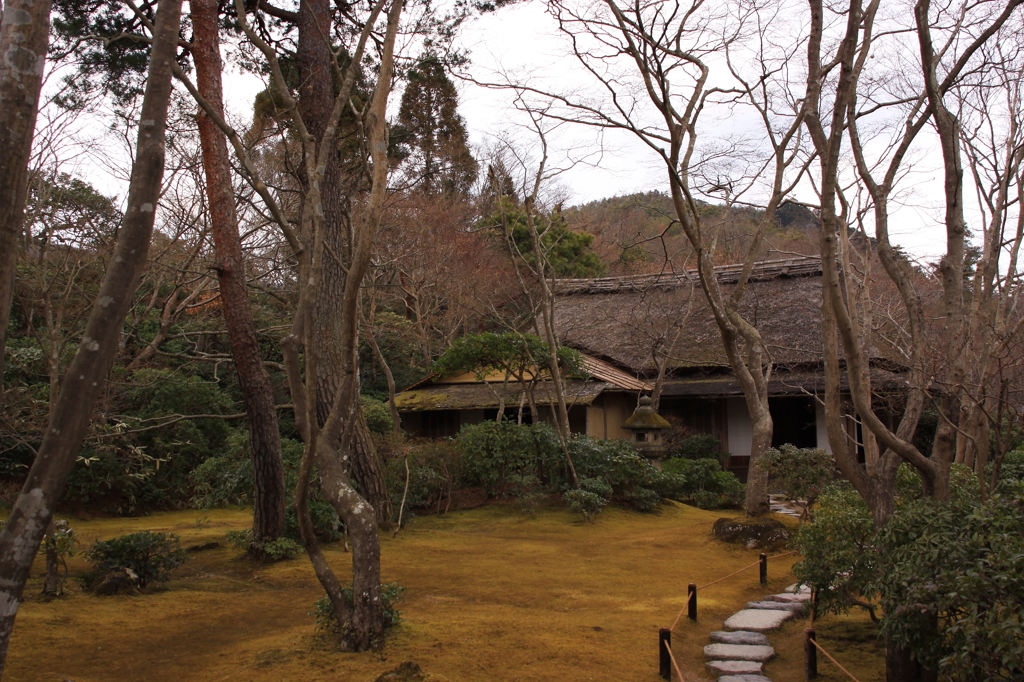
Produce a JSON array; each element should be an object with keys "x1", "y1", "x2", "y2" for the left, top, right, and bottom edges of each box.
[{"x1": 397, "y1": 55, "x2": 478, "y2": 195}]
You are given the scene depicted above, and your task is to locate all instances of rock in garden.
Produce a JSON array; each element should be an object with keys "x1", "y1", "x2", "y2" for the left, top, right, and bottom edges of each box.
[
  {"x1": 712, "y1": 517, "x2": 792, "y2": 550},
  {"x1": 723, "y1": 608, "x2": 794, "y2": 632},
  {"x1": 717, "y1": 676, "x2": 773, "y2": 682},
  {"x1": 745, "y1": 600, "x2": 806, "y2": 614},
  {"x1": 785, "y1": 583, "x2": 812, "y2": 595},
  {"x1": 710, "y1": 631, "x2": 771, "y2": 646},
  {"x1": 704, "y1": 643, "x2": 776, "y2": 662},
  {"x1": 706, "y1": 660, "x2": 764, "y2": 676},
  {"x1": 373, "y1": 662, "x2": 429, "y2": 682},
  {"x1": 92, "y1": 568, "x2": 139, "y2": 596}
]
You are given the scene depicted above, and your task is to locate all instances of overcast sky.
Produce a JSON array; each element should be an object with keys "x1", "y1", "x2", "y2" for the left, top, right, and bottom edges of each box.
[{"x1": 59, "y1": 0, "x2": 961, "y2": 265}]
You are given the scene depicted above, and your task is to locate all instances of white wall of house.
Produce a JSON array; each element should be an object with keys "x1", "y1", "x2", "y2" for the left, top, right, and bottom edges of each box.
[{"x1": 726, "y1": 397, "x2": 753, "y2": 457}]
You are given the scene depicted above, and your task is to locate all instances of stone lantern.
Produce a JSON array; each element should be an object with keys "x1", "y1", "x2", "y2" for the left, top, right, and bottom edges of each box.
[{"x1": 622, "y1": 395, "x2": 671, "y2": 463}]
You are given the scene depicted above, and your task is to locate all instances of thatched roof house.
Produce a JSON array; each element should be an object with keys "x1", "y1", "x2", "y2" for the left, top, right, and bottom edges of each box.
[{"x1": 397, "y1": 255, "x2": 905, "y2": 479}]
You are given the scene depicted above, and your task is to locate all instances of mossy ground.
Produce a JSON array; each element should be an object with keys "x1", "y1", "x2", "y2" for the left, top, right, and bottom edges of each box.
[{"x1": 3, "y1": 503, "x2": 882, "y2": 681}]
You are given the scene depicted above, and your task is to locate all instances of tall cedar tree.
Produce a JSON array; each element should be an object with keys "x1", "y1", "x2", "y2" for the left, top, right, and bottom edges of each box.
[
  {"x1": 191, "y1": 0, "x2": 287, "y2": 551},
  {"x1": 397, "y1": 55, "x2": 478, "y2": 195}
]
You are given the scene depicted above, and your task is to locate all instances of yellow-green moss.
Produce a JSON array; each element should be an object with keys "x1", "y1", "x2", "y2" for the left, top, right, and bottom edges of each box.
[{"x1": 5, "y1": 503, "x2": 883, "y2": 682}]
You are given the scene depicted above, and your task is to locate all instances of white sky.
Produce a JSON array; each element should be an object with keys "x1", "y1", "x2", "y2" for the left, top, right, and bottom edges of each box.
[{"x1": 47, "y1": 1, "x2": 980, "y2": 266}]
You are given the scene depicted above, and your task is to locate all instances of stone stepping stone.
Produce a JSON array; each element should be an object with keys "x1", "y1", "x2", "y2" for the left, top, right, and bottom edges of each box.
[
  {"x1": 785, "y1": 583, "x2": 812, "y2": 595},
  {"x1": 710, "y1": 630, "x2": 770, "y2": 646},
  {"x1": 704, "y1": 643, "x2": 776, "y2": 662},
  {"x1": 766, "y1": 592, "x2": 811, "y2": 603},
  {"x1": 746, "y1": 600, "x2": 806, "y2": 614},
  {"x1": 706, "y1": 660, "x2": 764, "y2": 676},
  {"x1": 723, "y1": 608, "x2": 794, "y2": 632},
  {"x1": 718, "y1": 676, "x2": 773, "y2": 682}
]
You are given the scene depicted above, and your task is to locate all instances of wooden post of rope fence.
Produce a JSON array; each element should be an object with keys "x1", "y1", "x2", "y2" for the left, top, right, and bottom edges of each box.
[
  {"x1": 804, "y1": 628, "x2": 818, "y2": 680},
  {"x1": 659, "y1": 628, "x2": 672, "y2": 680},
  {"x1": 759, "y1": 552, "x2": 768, "y2": 586},
  {"x1": 687, "y1": 583, "x2": 697, "y2": 621}
]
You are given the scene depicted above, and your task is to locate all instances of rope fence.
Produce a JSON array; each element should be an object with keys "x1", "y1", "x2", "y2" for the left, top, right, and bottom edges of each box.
[
  {"x1": 659, "y1": 549, "x2": 800, "y2": 680},
  {"x1": 805, "y1": 628, "x2": 864, "y2": 682},
  {"x1": 668, "y1": 550, "x2": 798, "y2": 631}
]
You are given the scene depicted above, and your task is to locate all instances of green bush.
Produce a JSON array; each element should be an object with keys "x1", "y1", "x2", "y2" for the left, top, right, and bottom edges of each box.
[
  {"x1": 570, "y1": 436, "x2": 665, "y2": 511},
  {"x1": 312, "y1": 582, "x2": 405, "y2": 637},
  {"x1": 262, "y1": 537, "x2": 302, "y2": 561},
  {"x1": 564, "y1": 488, "x2": 607, "y2": 521},
  {"x1": 85, "y1": 531, "x2": 187, "y2": 588},
  {"x1": 385, "y1": 439, "x2": 463, "y2": 516},
  {"x1": 874, "y1": 484, "x2": 1024, "y2": 680},
  {"x1": 994, "y1": 447, "x2": 1024, "y2": 487},
  {"x1": 192, "y1": 436, "x2": 341, "y2": 543},
  {"x1": 457, "y1": 421, "x2": 564, "y2": 495},
  {"x1": 361, "y1": 396, "x2": 394, "y2": 435},
  {"x1": 756, "y1": 443, "x2": 835, "y2": 519},
  {"x1": 660, "y1": 457, "x2": 745, "y2": 509},
  {"x1": 672, "y1": 433, "x2": 727, "y2": 464}
]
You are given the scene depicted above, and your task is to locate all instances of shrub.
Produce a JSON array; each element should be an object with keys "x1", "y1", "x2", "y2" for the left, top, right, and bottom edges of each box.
[
  {"x1": 672, "y1": 433, "x2": 727, "y2": 465},
  {"x1": 660, "y1": 457, "x2": 745, "y2": 508},
  {"x1": 570, "y1": 436, "x2": 665, "y2": 511},
  {"x1": 385, "y1": 439, "x2": 463, "y2": 516},
  {"x1": 994, "y1": 448, "x2": 1024, "y2": 488},
  {"x1": 361, "y1": 396, "x2": 394, "y2": 435},
  {"x1": 755, "y1": 443, "x2": 836, "y2": 519},
  {"x1": 874, "y1": 484, "x2": 1024, "y2": 680},
  {"x1": 261, "y1": 537, "x2": 302, "y2": 561},
  {"x1": 564, "y1": 488, "x2": 607, "y2": 521},
  {"x1": 457, "y1": 421, "x2": 563, "y2": 495},
  {"x1": 192, "y1": 437, "x2": 341, "y2": 543},
  {"x1": 85, "y1": 531, "x2": 187, "y2": 588},
  {"x1": 312, "y1": 582, "x2": 405, "y2": 638}
]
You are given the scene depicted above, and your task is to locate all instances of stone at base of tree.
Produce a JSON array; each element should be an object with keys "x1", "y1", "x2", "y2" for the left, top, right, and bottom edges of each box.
[
  {"x1": 712, "y1": 517, "x2": 791, "y2": 550},
  {"x1": 373, "y1": 661, "x2": 448, "y2": 682},
  {"x1": 92, "y1": 568, "x2": 140, "y2": 596}
]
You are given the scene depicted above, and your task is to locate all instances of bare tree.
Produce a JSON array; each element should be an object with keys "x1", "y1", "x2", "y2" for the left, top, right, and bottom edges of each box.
[
  {"x1": 480, "y1": 0, "x2": 812, "y2": 513},
  {"x1": 0, "y1": 0, "x2": 184, "y2": 675},
  {"x1": 805, "y1": 0, "x2": 1023, "y2": 528}
]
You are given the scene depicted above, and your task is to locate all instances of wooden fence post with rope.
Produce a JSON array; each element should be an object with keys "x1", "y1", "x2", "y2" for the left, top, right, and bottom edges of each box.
[
  {"x1": 805, "y1": 628, "x2": 817, "y2": 680},
  {"x1": 660, "y1": 549, "x2": 798, "y2": 679}
]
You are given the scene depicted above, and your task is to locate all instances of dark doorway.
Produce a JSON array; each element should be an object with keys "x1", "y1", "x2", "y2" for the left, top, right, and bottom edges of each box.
[{"x1": 770, "y1": 397, "x2": 817, "y2": 449}]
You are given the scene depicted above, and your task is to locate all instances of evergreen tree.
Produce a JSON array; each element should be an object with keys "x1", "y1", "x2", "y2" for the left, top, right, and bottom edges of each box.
[{"x1": 397, "y1": 55, "x2": 478, "y2": 195}]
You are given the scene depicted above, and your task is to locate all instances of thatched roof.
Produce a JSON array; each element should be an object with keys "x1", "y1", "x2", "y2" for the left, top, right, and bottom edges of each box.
[
  {"x1": 553, "y1": 259, "x2": 827, "y2": 372},
  {"x1": 395, "y1": 380, "x2": 608, "y2": 412},
  {"x1": 659, "y1": 368, "x2": 908, "y2": 397},
  {"x1": 553, "y1": 256, "x2": 822, "y2": 295}
]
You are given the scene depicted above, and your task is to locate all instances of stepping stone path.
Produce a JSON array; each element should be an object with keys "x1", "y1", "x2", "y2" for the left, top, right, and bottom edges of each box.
[
  {"x1": 768, "y1": 494, "x2": 803, "y2": 518},
  {"x1": 704, "y1": 583, "x2": 812, "y2": 682}
]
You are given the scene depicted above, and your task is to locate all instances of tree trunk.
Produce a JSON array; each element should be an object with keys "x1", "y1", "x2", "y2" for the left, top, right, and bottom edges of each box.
[
  {"x1": 298, "y1": 0, "x2": 391, "y2": 525},
  {"x1": 192, "y1": 0, "x2": 287, "y2": 549},
  {"x1": 0, "y1": 0, "x2": 53, "y2": 404},
  {"x1": 0, "y1": 0, "x2": 182, "y2": 673}
]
